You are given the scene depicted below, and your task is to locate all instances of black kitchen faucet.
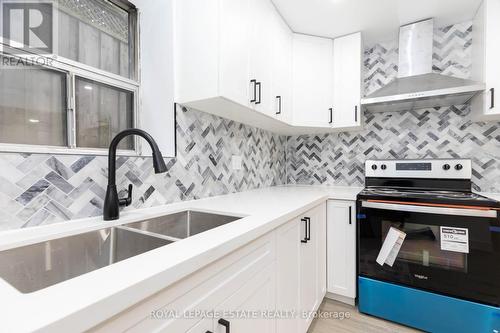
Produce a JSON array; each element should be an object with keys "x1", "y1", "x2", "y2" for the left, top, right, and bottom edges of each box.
[{"x1": 103, "y1": 129, "x2": 167, "y2": 220}]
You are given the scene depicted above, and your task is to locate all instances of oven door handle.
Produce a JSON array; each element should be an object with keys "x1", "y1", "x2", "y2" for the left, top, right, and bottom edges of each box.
[{"x1": 361, "y1": 201, "x2": 498, "y2": 218}]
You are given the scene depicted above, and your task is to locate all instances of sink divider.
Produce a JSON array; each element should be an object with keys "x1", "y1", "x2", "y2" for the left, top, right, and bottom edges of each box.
[{"x1": 115, "y1": 226, "x2": 182, "y2": 243}]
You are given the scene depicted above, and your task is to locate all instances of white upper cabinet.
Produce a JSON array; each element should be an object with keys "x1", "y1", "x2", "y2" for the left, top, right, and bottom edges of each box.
[
  {"x1": 270, "y1": 10, "x2": 293, "y2": 123},
  {"x1": 248, "y1": 0, "x2": 275, "y2": 115},
  {"x1": 292, "y1": 32, "x2": 363, "y2": 130},
  {"x1": 292, "y1": 34, "x2": 334, "y2": 127},
  {"x1": 218, "y1": 0, "x2": 253, "y2": 107},
  {"x1": 174, "y1": 0, "x2": 293, "y2": 134},
  {"x1": 471, "y1": 0, "x2": 500, "y2": 120},
  {"x1": 175, "y1": 0, "x2": 363, "y2": 134},
  {"x1": 332, "y1": 32, "x2": 363, "y2": 130}
]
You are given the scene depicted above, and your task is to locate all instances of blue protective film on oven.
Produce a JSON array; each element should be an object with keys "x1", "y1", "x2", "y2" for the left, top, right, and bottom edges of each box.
[
  {"x1": 490, "y1": 226, "x2": 500, "y2": 233},
  {"x1": 358, "y1": 276, "x2": 500, "y2": 333}
]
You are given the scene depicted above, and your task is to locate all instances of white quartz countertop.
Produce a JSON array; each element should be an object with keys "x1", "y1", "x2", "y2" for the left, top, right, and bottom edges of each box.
[{"x1": 0, "y1": 185, "x2": 362, "y2": 333}]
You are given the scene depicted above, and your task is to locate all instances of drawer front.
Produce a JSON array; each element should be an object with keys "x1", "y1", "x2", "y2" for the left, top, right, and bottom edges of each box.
[{"x1": 90, "y1": 233, "x2": 275, "y2": 333}]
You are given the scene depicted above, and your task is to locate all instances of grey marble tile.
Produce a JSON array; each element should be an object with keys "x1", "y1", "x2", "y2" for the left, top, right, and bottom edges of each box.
[
  {"x1": 44, "y1": 200, "x2": 74, "y2": 221},
  {"x1": 15, "y1": 179, "x2": 50, "y2": 205},
  {"x1": 0, "y1": 175, "x2": 24, "y2": 198},
  {"x1": 16, "y1": 194, "x2": 51, "y2": 221},
  {"x1": 46, "y1": 156, "x2": 74, "y2": 180},
  {"x1": 23, "y1": 209, "x2": 52, "y2": 228},
  {"x1": 70, "y1": 156, "x2": 95, "y2": 173},
  {"x1": 45, "y1": 171, "x2": 75, "y2": 194}
]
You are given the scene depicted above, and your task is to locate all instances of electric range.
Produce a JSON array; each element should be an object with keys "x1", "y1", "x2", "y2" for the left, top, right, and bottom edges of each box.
[{"x1": 356, "y1": 159, "x2": 500, "y2": 333}]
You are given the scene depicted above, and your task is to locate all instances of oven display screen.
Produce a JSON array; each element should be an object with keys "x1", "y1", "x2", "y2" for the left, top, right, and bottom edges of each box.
[{"x1": 396, "y1": 163, "x2": 432, "y2": 171}]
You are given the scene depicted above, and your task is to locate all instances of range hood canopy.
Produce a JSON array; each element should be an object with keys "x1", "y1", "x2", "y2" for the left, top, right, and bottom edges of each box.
[{"x1": 361, "y1": 19, "x2": 485, "y2": 113}]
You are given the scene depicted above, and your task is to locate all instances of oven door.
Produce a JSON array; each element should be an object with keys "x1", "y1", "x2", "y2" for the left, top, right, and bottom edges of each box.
[{"x1": 358, "y1": 200, "x2": 500, "y2": 306}]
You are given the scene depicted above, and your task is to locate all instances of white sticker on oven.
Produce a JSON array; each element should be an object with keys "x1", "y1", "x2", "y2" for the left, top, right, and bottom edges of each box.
[
  {"x1": 440, "y1": 227, "x2": 469, "y2": 253},
  {"x1": 376, "y1": 227, "x2": 407, "y2": 267}
]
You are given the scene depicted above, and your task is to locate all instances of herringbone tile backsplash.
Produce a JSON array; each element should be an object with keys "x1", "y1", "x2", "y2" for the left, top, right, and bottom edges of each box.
[
  {"x1": 1, "y1": 21, "x2": 499, "y2": 231},
  {"x1": 0, "y1": 106, "x2": 286, "y2": 230},
  {"x1": 287, "y1": 21, "x2": 500, "y2": 191}
]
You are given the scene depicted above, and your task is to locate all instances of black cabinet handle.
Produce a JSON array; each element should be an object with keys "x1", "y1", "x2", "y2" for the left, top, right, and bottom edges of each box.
[
  {"x1": 250, "y1": 79, "x2": 257, "y2": 103},
  {"x1": 255, "y1": 82, "x2": 262, "y2": 104},
  {"x1": 490, "y1": 88, "x2": 495, "y2": 109},
  {"x1": 301, "y1": 218, "x2": 308, "y2": 243},
  {"x1": 354, "y1": 105, "x2": 358, "y2": 122},
  {"x1": 276, "y1": 96, "x2": 282, "y2": 114},
  {"x1": 349, "y1": 206, "x2": 352, "y2": 225},
  {"x1": 218, "y1": 318, "x2": 230, "y2": 333},
  {"x1": 305, "y1": 217, "x2": 311, "y2": 241},
  {"x1": 206, "y1": 331, "x2": 213, "y2": 333},
  {"x1": 329, "y1": 108, "x2": 333, "y2": 124}
]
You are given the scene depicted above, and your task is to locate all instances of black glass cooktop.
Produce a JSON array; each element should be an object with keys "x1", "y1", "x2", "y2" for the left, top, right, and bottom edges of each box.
[{"x1": 358, "y1": 187, "x2": 500, "y2": 207}]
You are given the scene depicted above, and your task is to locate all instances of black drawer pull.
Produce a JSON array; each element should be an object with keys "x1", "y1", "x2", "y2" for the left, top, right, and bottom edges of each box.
[
  {"x1": 255, "y1": 81, "x2": 262, "y2": 104},
  {"x1": 354, "y1": 105, "x2": 358, "y2": 122},
  {"x1": 349, "y1": 206, "x2": 352, "y2": 225},
  {"x1": 329, "y1": 108, "x2": 333, "y2": 124},
  {"x1": 276, "y1": 96, "x2": 282, "y2": 114},
  {"x1": 218, "y1": 318, "x2": 230, "y2": 333},
  {"x1": 305, "y1": 217, "x2": 311, "y2": 241},
  {"x1": 490, "y1": 88, "x2": 495, "y2": 109},
  {"x1": 250, "y1": 79, "x2": 257, "y2": 103},
  {"x1": 301, "y1": 218, "x2": 308, "y2": 243}
]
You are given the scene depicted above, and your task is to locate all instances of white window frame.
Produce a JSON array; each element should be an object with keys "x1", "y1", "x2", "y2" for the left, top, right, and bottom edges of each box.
[{"x1": 0, "y1": 0, "x2": 141, "y2": 156}]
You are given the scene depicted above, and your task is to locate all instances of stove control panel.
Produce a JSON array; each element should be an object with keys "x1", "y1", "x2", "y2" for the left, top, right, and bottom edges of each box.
[{"x1": 365, "y1": 159, "x2": 472, "y2": 179}]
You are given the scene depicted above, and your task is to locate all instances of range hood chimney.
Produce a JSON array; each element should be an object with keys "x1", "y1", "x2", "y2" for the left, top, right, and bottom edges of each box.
[{"x1": 361, "y1": 19, "x2": 485, "y2": 113}]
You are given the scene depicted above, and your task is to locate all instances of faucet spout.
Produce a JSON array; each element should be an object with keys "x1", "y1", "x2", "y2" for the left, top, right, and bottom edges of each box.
[{"x1": 103, "y1": 129, "x2": 167, "y2": 221}]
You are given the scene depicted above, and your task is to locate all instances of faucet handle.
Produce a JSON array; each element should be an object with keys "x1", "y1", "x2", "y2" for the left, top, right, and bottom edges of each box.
[{"x1": 119, "y1": 184, "x2": 133, "y2": 207}]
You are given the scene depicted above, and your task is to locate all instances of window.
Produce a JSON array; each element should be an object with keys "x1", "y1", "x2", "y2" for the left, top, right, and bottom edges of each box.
[{"x1": 0, "y1": 0, "x2": 138, "y2": 153}]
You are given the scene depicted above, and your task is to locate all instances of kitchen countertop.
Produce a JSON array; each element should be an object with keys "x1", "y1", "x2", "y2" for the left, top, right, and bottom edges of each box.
[{"x1": 0, "y1": 185, "x2": 362, "y2": 333}]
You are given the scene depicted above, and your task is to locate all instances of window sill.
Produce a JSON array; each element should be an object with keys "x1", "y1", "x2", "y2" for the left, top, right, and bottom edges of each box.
[{"x1": 0, "y1": 143, "x2": 143, "y2": 158}]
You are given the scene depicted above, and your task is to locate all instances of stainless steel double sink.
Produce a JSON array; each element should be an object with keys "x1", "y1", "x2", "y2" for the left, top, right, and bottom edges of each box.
[{"x1": 0, "y1": 211, "x2": 241, "y2": 293}]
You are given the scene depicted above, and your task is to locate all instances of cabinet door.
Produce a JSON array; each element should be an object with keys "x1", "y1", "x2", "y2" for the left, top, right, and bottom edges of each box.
[
  {"x1": 275, "y1": 219, "x2": 301, "y2": 333},
  {"x1": 300, "y1": 215, "x2": 317, "y2": 332},
  {"x1": 332, "y1": 32, "x2": 362, "y2": 129},
  {"x1": 316, "y1": 202, "x2": 327, "y2": 302},
  {"x1": 219, "y1": 0, "x2": 252, "y2": 107},
  {"x1": 471, "y1": 0, "x2": 500, "y2": 119},
  {"x1": 214, "y1": 264, "x2": 276, "y2": 333},
  {"x1": 248, "y1": 0, "x2": 274, "y2": 115},
  {"x1": 300, "y1": 202, "x2": 327, "y2": 332},
  {"x1": 270, "y1": 11, "x2": 293, "y2": 123},
  {"x1": 327, "y1": 200, "x2": 356, "y2": 299},
  {"x1": 292, "y1": 34, "x2": 334, "y2": 126}
]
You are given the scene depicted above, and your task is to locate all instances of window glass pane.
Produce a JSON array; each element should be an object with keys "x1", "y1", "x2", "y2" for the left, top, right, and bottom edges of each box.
[
  {"x1": 57, "y1": 0, "x2": 136, "y2": 79},
  {"x1": 75, "y1": 77, "x2": 134, "y2": 150},
  {"x1": 0, "y1": 64, "x2": 67, "y2": 146}
]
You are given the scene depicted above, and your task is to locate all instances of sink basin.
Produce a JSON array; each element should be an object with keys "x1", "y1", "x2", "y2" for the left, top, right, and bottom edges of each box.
[
  {"x1": 123, "y1": 210, "x2": 241, "y2": 240},
  {"x1": 0, "y1": 210, "x2": 240, "y2": 293},
  {"x1": 0, "y1": 227, "x2": 172, "y2": 293}
]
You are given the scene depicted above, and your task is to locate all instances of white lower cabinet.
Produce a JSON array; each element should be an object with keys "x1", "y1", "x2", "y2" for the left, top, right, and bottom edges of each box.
[
  {"x1": 90, "y1": 203, "x2": 327, "y2": 333},
  {"x1": 326, "y1": 200, "x2": 357, "y2": 305},
  {"x1": 275, "y1": 218, "x2": 301, "y2": 333},
  {"x1": 214, "y1": 263, "x2": 275, "y2": 333},
  {"x1": 275, "y1": 202, "x2": 327, "y2": 333}
]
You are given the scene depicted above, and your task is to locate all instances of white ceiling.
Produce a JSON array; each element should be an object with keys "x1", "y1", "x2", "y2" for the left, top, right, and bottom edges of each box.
[{"x1": 272, "y1": 0, "x2": 482, "y2": 46}]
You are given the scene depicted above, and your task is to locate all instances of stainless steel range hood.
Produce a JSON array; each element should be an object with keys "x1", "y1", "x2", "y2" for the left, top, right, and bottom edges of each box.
[{"x1": 361, "y1": 19, "x2": 485, "y2": 113}]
